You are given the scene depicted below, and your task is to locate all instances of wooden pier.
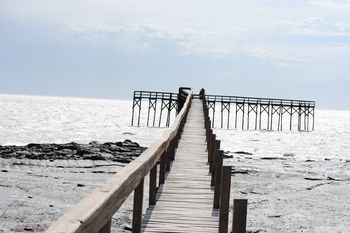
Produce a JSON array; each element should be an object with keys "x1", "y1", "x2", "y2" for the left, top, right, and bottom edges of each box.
[
  {"x1": 131, "y1": 89, "x2": 315, "y2": 131},
  {"x1": 46, "y1": 88, "x2": 246, "y2": 233},
  {"x1": 142, "y1": 98, "x2": 219, "y2": 232}
]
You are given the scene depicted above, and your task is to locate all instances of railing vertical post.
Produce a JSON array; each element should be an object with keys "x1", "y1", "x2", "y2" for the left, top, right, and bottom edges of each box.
[
  {"x1": 97, "y1": 220, "x2": 111, "y2": 233},
  {"x1": 132, "y1": 179, "x2": 144, "y2": 233},
  {"x1": 159, "y1": 152, "x2": 166, "y2": 184},
  {"x1": 208, "y1": 128, "x2": 212, "y2": 163},
  {"x1": 219, "y1": 166, "x2": 232, "y2": 233},
  {"x1": 206, "y1": 120, "x2": 210, "y2": 140},
  {"x1": 211, "y1": 140, "x2": 220, "y2": 186},
  {"x1": 209, "y1": 134, "x2": 216, "y2": 172},
  {"x1": 171, "y1": 138, "x2": 179, "y2": 161},
  {"x1": 149, "y1": 164, "x2": 157, "y2": 206},
  {"x1": 166, "y1": 147, "x2": 172, "y2": 172},
  {"x1": 213, "y1": 150, "x2": 223, "y2": 208},
  {"x1": 232, "y1": 199, "x2": 248, "y2": 233},
  {"x1": 208, "y1": 126, "x2": 212, "y2": 146}
]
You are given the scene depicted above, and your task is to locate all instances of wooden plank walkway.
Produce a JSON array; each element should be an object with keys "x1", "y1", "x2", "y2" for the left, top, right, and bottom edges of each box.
[{"x1": 142, "y1": 99, "x2": 219, "y2": 233}]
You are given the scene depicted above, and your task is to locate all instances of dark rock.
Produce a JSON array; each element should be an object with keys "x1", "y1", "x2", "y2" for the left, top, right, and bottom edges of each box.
[
  {"x1": 24, "y1": 153, "x2": 37, "y2": 159},
  {"x1": 115, "y1": 141, "x2": 123, "y2": 146},
  {"x1": 304, "y1": 177, "x2": 323, "y2": 181},
  {"x1": 83, "y1": 154, "x2": 105, "y2": 160},
  {"x1": 118, "y1": 147, "x2": 132, "y2": 153},
  {"x1": 223, "y1": 151, "x2": 233, "y2": 158},
  {"x1": 123, "y1": 139, "x2": 140, "y2": 148},
  {"x1": 1, "y1": 170, "x2": 8, "y2": 172},
  {"x1": 124, "y1": 226, "x2": 132, "y2": 231},
  {"x1": 305, "y1": 159, "x2": 315, "y2": 162},
  {"x1": 234, "y1": 151, "x2": 253, "y2": 155},
  {"x1": 57, "y1": 143, "x2": 78, "y2": 150},
  {"x1": 306, "y1": 182, "x2": 331, "y2": 190},
  {"x1": 327, "y1": 176, "x2": 340, "y2": 181},
  {"x1": 0, "y1": 140, "x2": 146, "y2": 163},
  {"x1": 77, "y1": 183, "x2": 85, "y2": 187},
  {"x1": 232, "y1": 170, "x2": 249, "y2": 174},
  {"x1": 26, "y1": 143, "x2": 42, "y2": 148},
  {"x1": 57, "y1": 149, "x2": 73, "y2": 155},
  {"x1": 24, "y1": 227, "x2": 34, "y2": 232},
  {"x1": 89, "y1": 141, "x2": 99, "y2": 146},
  {"x1": 76, "y1": 149, "x2": 93, "y2": 156},
  {"x1": 260, "y1": 157, "x2": 286, "y2": 160},
  {"x1": 109, "y1": 145, "x2": 119, "y2": 151},
  {"x1": 124, "y1": 139, "x2": 132, "y2": 143}
]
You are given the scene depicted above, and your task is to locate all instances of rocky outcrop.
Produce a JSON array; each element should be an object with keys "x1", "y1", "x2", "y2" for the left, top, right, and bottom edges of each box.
[{"x1": 0, "y1": 140, "x2": 146, "y2": 163}]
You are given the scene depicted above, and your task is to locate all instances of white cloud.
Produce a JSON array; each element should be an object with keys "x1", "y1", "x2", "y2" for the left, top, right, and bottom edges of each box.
[
  {"x1": 69, "y1": 22, "x2": 206, "y2": 42},
  {"x1": 2, "y1": 0, "x2": 350, "y2": 67},
  {"x1": 309, "y1": 0, "x2": 350, "y2": 10},
  {"x1": 273, "y1": 17, "x2": 350, "y2": 37}
]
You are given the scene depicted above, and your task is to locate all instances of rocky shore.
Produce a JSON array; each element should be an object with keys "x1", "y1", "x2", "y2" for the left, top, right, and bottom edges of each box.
[{"x1": 0, "y1": 140, "x2": 146, "y2": 163}]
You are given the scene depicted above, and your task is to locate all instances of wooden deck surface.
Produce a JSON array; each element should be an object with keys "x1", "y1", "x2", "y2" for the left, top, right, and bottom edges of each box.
[{"x1": 142, "y1": 99, "x2": 219, "y2": 233}]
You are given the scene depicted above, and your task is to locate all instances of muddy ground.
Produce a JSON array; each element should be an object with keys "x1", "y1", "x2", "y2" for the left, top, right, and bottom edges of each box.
[{"x1": 0, "y1": 151, "x2": 349, "y2": 232}]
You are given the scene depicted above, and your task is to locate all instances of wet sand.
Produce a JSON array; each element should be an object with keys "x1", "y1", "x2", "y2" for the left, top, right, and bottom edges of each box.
[
  {"x1": 1, "y1": 155, "x2": 349, "y2": 232},
  {"x1": 227, "y1": 154, "x2": 350, "y2": 233},
  {"x1": 0, "y1": 159, "x2": 136, "y2": 233}
]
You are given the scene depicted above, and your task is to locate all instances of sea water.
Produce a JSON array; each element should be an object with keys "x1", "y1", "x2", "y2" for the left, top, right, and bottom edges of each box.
[{"x1": 1, "y1": 94, "x2": 349, "y2": 161}]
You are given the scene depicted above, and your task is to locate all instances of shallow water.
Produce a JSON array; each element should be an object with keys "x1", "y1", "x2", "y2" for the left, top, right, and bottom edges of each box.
[
  {"x1": 1, "y1": 94, "x2": 349, "y2": 161},
  {"x1": 0, "y1": 94, "x2": 164, "y2": 146}
]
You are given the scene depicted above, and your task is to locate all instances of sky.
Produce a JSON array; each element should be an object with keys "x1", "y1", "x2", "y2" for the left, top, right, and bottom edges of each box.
[{"x1": 1, "y1": 0, "x2": 350, "y2": 110}]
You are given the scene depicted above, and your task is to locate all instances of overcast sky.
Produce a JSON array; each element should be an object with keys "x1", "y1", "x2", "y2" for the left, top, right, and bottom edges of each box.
[{"x1": 1, "y1": 0, "x2": 350, "y2": 109}]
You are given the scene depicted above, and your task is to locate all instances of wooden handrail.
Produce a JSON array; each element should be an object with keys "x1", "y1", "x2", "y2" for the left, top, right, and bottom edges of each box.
[{"x1": 46, "y1": 91, "x2": 193, "y2": 233}]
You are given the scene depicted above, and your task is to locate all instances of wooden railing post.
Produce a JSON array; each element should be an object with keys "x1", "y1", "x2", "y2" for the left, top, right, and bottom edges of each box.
[
  {"x1": 159, "y1": 152, "x2": 166, "y2": 184},
  {"x1": 219, "y1": 166, "x2": 232, "y2": 233},
  {"x1": 166, "y1": 147, "x2": 172, "y2": 172},
  {"x1": 232, "y1": 199, "x2": 248, "y2": 233},
  {"x1": 171, "y1": 138, "x2": 177, "y2": 161},
  {"x1": 209, "y1": 134, "x2": 216, "y2": 172},
  {"x1": 132, "y1": 179, "x2": 144, "y2": 233},
  {"x1": 206, "y1": 120, "x2": 210, "y2": 142},
  {"x1": 149, "y1": 164, "x2": 157, "y2": 206},
  {"x1": 97, "y1": 220, "x2": 111, "y2": 233},
  {"x1": 207, "y1": 130, "x2": 211, "y2": 163},
  {"x1": 211, "y1": 140, "x2": 220, "y2": 186},
  {"x1": 213, "y1": 150, "x2": 223, "y2": 208}
]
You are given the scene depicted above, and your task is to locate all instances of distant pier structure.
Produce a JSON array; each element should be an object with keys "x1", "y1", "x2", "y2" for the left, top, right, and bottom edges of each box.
[
  {"x1": 131, "y1": 88, "x2": 315, "y2": 131},
  {"x1": 131, "y1": 90, "x2": 178, "y2": 127}
]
